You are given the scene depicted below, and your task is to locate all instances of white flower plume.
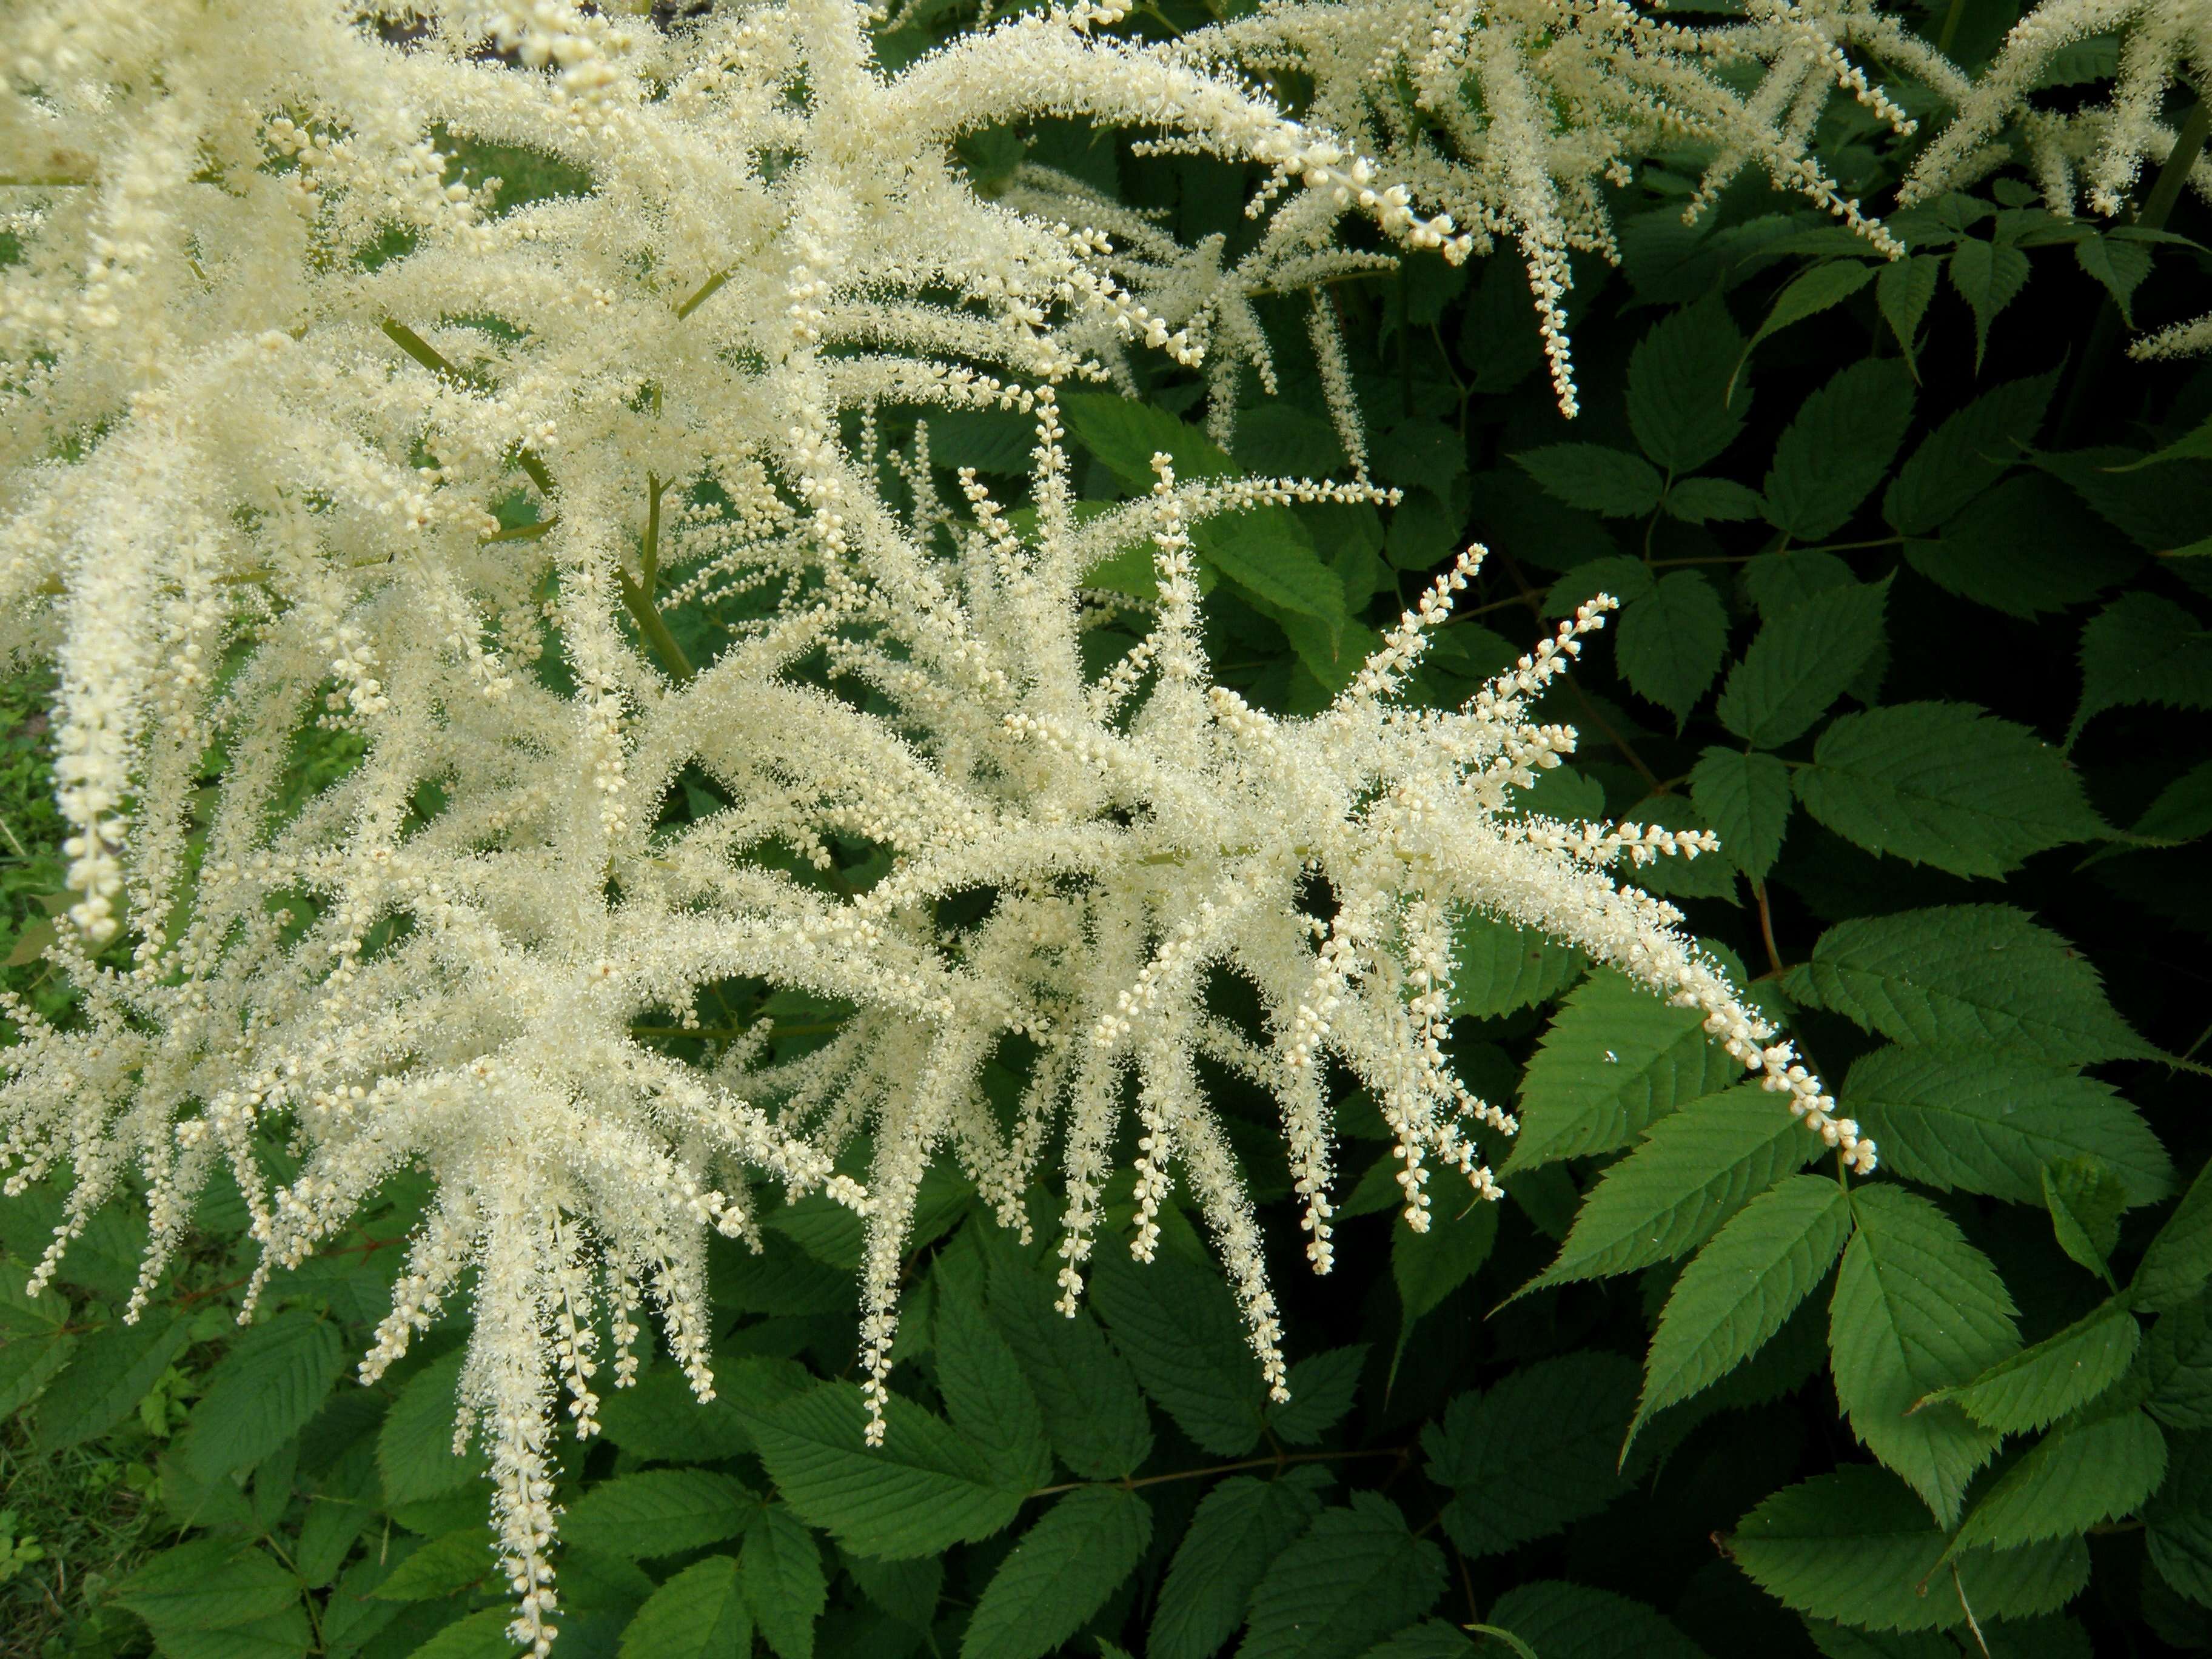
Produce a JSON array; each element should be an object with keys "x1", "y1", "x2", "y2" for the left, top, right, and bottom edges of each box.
[
  {"x1": 1175, "y1": 0, "x2": 1948, "y2": 417},
  {"x1": 3, "y1": 0, "x2": 1870, "y2": 1651}
]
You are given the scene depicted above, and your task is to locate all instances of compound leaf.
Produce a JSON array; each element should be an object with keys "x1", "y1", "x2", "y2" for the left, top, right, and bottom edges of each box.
[
  {"x1": 1840, "y1": 1047, "x2": 2171, "y2": 1204},
  {"x1": 1715, "y1": 579, "x2": 1889, "y2": 749},
  {"x1": 1689, "y1": 748, "x2": 1794, "y2": 883},
  {"x1": 1952, "y1": 1407, "x2": 2167, "y2": 1552},
  {"x1": 563, "y1": 1469, "x2": 756, "y2": 1560},
  {"x1": 746, "y1": 1385, "x2": 1024, "y2": 1558},
  {"x1": 1731, "y1": 1466, "x2": 2089, "y2": 1631},
  {"x1": 1786, "y1": 907, "x2": 2157, "y2": 1065},
  {"x1": 1507, "y1": 970, "x2": 1746, "y2": 1172},
  {"x1": 1238, "y1": 1493, "x2": 1446, "y2": 1659},
  {"x1": 1795, "y1": 703, "x2": 2105, "y2": 878},
  {"x1": 1763, "y1": 361, "x2": 1915, "y2": 541},
  {"x1": 620, "y1": 1557, "x2": 752, "y2": 1659},
  {"x1": 1829, "y1": 1186, "x2": 2018, "y2": 1525},
  {"x1": 1522, "y1": 1084, "x2": 1821, "y2": 1292},
  {"x1": 1150, "y1": 1468, "x2": 1330, "y2": 1659},
  {"x1": 964, "y1": 1487, "x2": 1152, "y2": 1659},
  {"x1": 1635, "y1": 1175, "x2": 1854, "y2": 1435},
  {"x1": 1424, "y1": 1352, "x2": 1639, "y2": 1555}
]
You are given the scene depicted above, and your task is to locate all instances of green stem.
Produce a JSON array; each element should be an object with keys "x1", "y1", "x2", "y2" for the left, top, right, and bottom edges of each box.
[
  {"x1": 641, "y1": 474, "x2": 666, "y2": 600},
  {"x1": 2142, "y1": 96, "x2": 2212, "y2": 233},
  {"x1": 618, "y1": 569, "x2": 694, "y2": 682},
  {"x1": 620, "y1": 472, "x2": 691, "y2": 680},
  {"x1": 1024, "y1": 1444, "x2": 1407, "y2": 1502},
  {"x1": 481, "y1": 517, "x2": 558, "y2": 545},
  {"x1": 378, "y1": 317, "x2": 494, "y2": 392},
  {"x1": 1935, "y1": 0, "x2": 1969, "y2": 56},
  {"x1": 675, "y1": 270, "x2": 731, "y2": 321}
]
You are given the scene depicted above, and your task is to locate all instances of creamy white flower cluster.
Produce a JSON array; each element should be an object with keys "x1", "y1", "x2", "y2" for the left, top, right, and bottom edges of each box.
[
  {"x1": 1897, "y1": 0, "x2": 2212, "y2": 360},
  {"x1": 1177, "y1": 0, "x2": 1954, "y2": 416},
  {"x1": 0, "y1": 0, "x2": 1880, "y2": 1650}
]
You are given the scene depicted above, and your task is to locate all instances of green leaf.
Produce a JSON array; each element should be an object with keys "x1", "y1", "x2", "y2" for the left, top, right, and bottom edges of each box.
[
  {"x1": 1235, "y1": 406, "x2": 1347, "y2": 478},
  {"x1": 1953, "y1": 1407, "x2": 2167, "y2": 1552},
  {"x1": 1514, "y1": 446, "x2": 1665, "y2": 518},
  {"x1": 963, "y1": 1487, "x2": 1151, "y2": 1659},
  {"x1": 1714, "y1": 578, "x2": 1889, "y2": 749},
  {"x1": 2037, "y1": 444, "x2": 2212, "y2": 556},
  {"x1": 2135, "y1": 1158, "x2": 2212, "y2": 1314},
  {"x1": 180, "y1": 1311, "x2": 345, "y2": 1481},
  {"x1": 1948, "y1": 238, "x2": 2031, "y2": 367},
  {"x1": 1367, "y1": 1621, "x2": 1483, "y2": 1658},
  {"x1": 1506, "y1": 969, "x2": 1746, "y2": 1173},
  {"x1": 1884, "y1": 371, "x2": 2058, "y2": 535},
  {"x1": 295, "y1": 1446, "x2": 378, "y2": 1590},
  {"x1": 1635, "y1": 1175, "x2": 1854, "y2": 1434},
  {"x1": 597, "y1": 1366, "x2": 755, "y2": 1464},
  {"x1": 35, "y1": 1311, "x2": 191, "y2": 1453},
  {"x1": 1785, "y1": 907, "x2": 2157, "y2": 1065},
  {"x1": 925, "y1": 408, "x2": 1038, "y2": 475},
  {"x1": 370, "y1": 1528, "x2": 493, "y2": 1601},
  {"x1": 620, "y1": 1557, "x2": 752, "y2": 1659},
  {"x1": 1841, "y1": 1047, "x2": 2171, "y2": 1204},
  {"x1": 934, "y1": 1269, "x2": 1052, "y2": 1492},
  {"x1": 1200, "y1": 510, "x2": 1348, "y2": 625},
  {"x1": 1741, "y1": 548, "x2": 1855, "y2": 619},
  {"x1": 1762, "y1": 360, "x2": 1914, "y2": 541},
  {"x1": 152, "y1": 1607, "x2": 312, "y2": 1659},
  {"x1": 1752, "y1": 262, "x2": 1877, "y2": 354},
  {"x1": 1731, "y1": 1466, "x2": 2090, "y2": 1631},
  {"x1": 1148, "y1": 1468, "x2": 1330, "y2": 1659},
  {"x1": 745, "y1": 1384, "x2": 1024, "y2": 1558},
  {"x1": 0, "y1": 1272, "x2": 68, "y2": 1336},
  {"x1": 1393, "y1": 1197, "x2": 1498, "y2": 1339},
  {"x1": 1933, "y1": 1299, "x2": 2142, "y2": 1435},
  {"x1": 1449, "y1": 911, "x2": 1586, "y2": 1017},
  {"x1": 1877, "y1": 256, "x2": 1942, "y2": 375},
  {"x1": 2070, "y1": 592, "x2": 2212, "y2": 742},
  {"x1": 1628, "y1": 295, "x2": 1751, "y2": 472},
  {"x1": 112, "y1": 1538, "x2": 300, "y2": 1633},
  {"x1": 1424, "y1": 1352, "x2": 1638, "y2": 1555},
  {"x1": 1482, "y1": 1581, "x2": 1711, "y2": 1659},
  {"x1": 1829, "y1": 1185, "x2": 2019, "y2": 1524},
  {"x1": 1063, "y1": 394, "x2": 1237, "y2": 492},
  {"x1": 1794, "y1": 703, "x2": 2106, "y2": 878},
  {"x1": 0, "y1": 1329, "x2": 75, "y2": 1418},
  {"x1": 564, "y1": 1470, "x2": 755, "y2": 1560},
  {"x1": 843, "y1": 1553, "x2": 942, "y2": 1631},
  {"x1": 1615, "y1": 572, "x2": 1728, "y2": 722},
  {"x1": 379, "y1": 1349, "x2": 485, "y2": 1505},
  {"x1": 2134, "y1": 757, "x2": 2212, "y2": 844},
  {"x1": 2045, "y1": 1155, "x2": 2128, "y2": 1284},
  {"x1": 743, "y1": 1504, "x2": 826, "y2": 1659},
  {"x1": 1238, "y1": 1493, "x2": 1447, "y2": 1659},
  {"x1": 1266, "y1": 1345, "x2": 1368, "y2": 1445},
  {"x1": 1521, "y1": 1084, "x2": 1821, "y2": 1292},
  {"x1": 1907, "y1": 472, "x2": 2140, "y2": 620},
  {"x1": 982, "y1": 1238, "x2": 1153, "y2": 1480},
  {"x1": 406, "y1": 1607, "x2": 520, "y2": 1658},
  {"x1": 2147, "y1": 1294, "x2": 2212, "y2": 1430},
  {"x1": 1688, "y1": 749, "x2": 1793, "y2": 882},
  {"x1": 2147, "y1": 1430, "x2": 2212, "y2": 1605},
  {"x1": 1544, "y1": 564, "x2": 1655, "y2": 639},
  {"x1": 1089, "y1": 1247, "x2": 1268, "y2": 1456},
  {"x1": 1665, "y1": 477, "x2": 1765, "y2": 524}
]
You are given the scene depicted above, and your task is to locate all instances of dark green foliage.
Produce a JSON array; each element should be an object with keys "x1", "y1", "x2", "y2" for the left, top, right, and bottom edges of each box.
[{"x1": 7, "y1": 8, "x2": 2212, "y2": 1657}]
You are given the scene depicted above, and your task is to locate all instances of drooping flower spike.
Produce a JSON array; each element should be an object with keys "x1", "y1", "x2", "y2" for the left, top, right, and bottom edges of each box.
[{"x1": 5, "y1": 1, "x2": 1865, "y2": 1649}]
